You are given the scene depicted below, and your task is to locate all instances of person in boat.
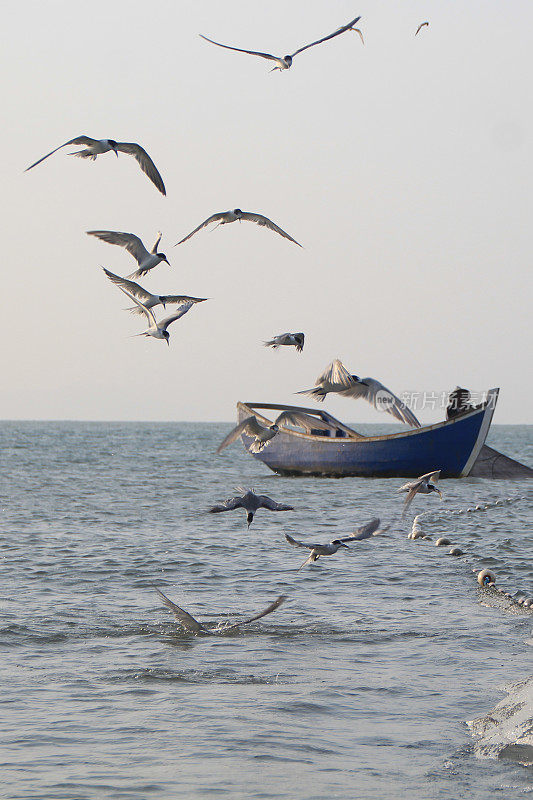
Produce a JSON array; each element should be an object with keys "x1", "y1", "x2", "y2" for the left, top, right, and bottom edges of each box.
[{"x1": 446, "y1": 387, "x2": 482, "y2": 420}]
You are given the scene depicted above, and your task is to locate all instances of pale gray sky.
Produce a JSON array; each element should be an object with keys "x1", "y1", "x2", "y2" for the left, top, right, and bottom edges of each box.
[{"x1": 2, "y1": 1, "x2": 531, "y2": 423}]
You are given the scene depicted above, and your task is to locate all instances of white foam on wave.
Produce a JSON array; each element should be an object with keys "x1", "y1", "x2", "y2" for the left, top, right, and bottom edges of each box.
[{"x1": 467, "y1": 677, "x2": 533, "y2": 766}]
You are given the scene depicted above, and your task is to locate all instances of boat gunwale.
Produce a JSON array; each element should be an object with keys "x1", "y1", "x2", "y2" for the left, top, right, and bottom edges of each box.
[{"x1": 238, "y1": 389, "x2": 499, "y2": 445}]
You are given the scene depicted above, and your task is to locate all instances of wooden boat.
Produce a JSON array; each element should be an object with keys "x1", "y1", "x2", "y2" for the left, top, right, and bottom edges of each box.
[{"x1": 232, "y1": 388, "x2": 530, "y2": 478}]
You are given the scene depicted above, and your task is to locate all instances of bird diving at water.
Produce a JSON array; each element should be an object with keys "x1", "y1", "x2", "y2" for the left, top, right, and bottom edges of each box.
[
  {"x1": 88, "y1": 231, "x2": 170, "y2": 279},
  {"x1": 297, "y1": 359, "x2": 421, "y2": 428},
  {"x1": 398, "y1": 471, "x2": 442, "y2": 517},
  {"x1": 25, "y1": 136, "x2": 166, "y2": 194},
  {"x1": 209, "y1": 488, "x2": 294, "y2": 528},
  {"x1": 154, "y1": 588, "x2": 287, "y2": 634},
  {"x1": 285, "y1": 518, "x2": 381, "y2": 571},
  {"x1": 174, "y1": 209, "x2": 302, "y2": 247},
  {"x1": 200, "y1": 14, "x2": 361, "y2": 72}
]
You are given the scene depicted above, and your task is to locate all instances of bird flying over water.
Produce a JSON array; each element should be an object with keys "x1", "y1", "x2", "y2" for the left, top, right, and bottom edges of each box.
[
  {"x1": 264, "y1": 332, "x2": 305, "y2": 352},
  {"x1": 200, "y1": 14, "x2": 361, "y2": 72},
  {"x1": 297, "y1": 359, "x2": 421, "y2": 428},
  {"x1": 415, "y1": 21, "x2": 429, "y2": 36},
  {"x1": 285, "y1": 518, "x2": 381, "y2": 571},
  {"x1": 216, "y1": 410, "x2": 323, "y2": 454},
  {"x1": 398, "y1": 471, "x2": 442, "y2": 517},
  {"x1": 175, "y1": 209, "x2": 301, "y2": 247},
  {"x1": 209, "y1": 488, "x2": 294, "y2": 528},
  {"x1": 155, "y1": 588, "x2": 287, "y2": 634},
  {"x1": 26, "y1": 137, "x2": 166, "y2": 194},
  {"x1": 115, "y1": 287, "x2": 195, "y2": 344},
  {"x1": 88, "y1": 230, "x2": 169, "y2": 279},
  {"x1": 101, "y1": 268, "x2": 207, "y2": 315}
]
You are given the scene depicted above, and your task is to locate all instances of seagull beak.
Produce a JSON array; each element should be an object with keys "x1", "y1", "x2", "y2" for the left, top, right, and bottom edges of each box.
[
  {"x1": 163, "y1": 257, "x2": 170, "y2": 266},
  {"x1": 437, "y1": 489, "x2": 443, "y2": 500},
  {"x1": 166, "y1": 338, "x2": 170, "y2": 347}
]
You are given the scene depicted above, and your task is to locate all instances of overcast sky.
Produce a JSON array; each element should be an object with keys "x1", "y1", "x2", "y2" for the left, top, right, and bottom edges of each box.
[{"x1": 2, "y1": 1, "x2": 531, "y2": 424}]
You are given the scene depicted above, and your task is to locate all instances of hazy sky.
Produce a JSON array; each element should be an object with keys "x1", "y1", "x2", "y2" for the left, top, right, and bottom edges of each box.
[{"x1": 2, "y1": 1, "x2": 531, "y2": 423}]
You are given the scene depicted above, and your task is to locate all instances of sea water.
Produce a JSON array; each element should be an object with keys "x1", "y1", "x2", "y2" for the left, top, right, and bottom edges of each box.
[{"x1": 1, "y1": 422, "x2": 532, "y2": 800}]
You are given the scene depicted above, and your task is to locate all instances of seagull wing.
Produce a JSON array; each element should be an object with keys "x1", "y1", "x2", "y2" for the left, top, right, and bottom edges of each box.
[
  {"x1": 87, "y1": 230, "x2": 151, "y2": 264},
  {"x1": 275, "y1": 410, "x2": 331, "y2": 432},
  {"x1": 115, "y1": 286, "x2": 157, "y2": 327},
  {"x1": 154, "y1": 588, "x2": 206, "y2": 633},
  {"x1": 291, "y1": 15, "x2": 361, "y2": 57},
  {"x1": 114, "y1": 142, "x2": 166, "y2": 195},
  {"x1": 174, "y1": 213, "x2": 227, "y2": 246},
  {"x1": 418, "y1": 470, "x2": 441, "y2": 484},
  {"x1": 316, "y1": 358, "x2": 353, "y2": 388},
  {"x1": 158, "y1": 302, "x2": 194, "y2": 332},
  {"x1": 402, "y1": 486, "x2": 421, "y2": 517},
  {"x1": 209, "y1": 496, "x2": 245, "y2": 513},
  {"x1": 256, "y1": 495, "x2": 294, "y2": 512},
  {"x1": 199, "y1": 34, "x2": 280, "y2": 63},
  {"x1": 341, "y1": 377, "x2": 421, "y2": 427},
  {"x1": 25, "y1": 136, "x2": 97, "y2": 171},
  {"x1": 102, "y1": 268, "x2": 153, "y2": 305},
  {"x1": 340, "y1": 517, "x2": 381, "y2": 542},
  {"x1": 285, "y1": 533, "x2": 321, "y2": 550},
  {"x1": 151, "y1": 231, "x2": 162, "y2": 254},
  {"x1": 239, "y1": 212, "x2": 302, "y2": 247},
  {"x1": 216, "y1": 416, "x2": 266, "y2": 454},
  {"x1": 163, "y1": 295, "x2": 208, "y2": 306},
  {"x1": 222, "y1": 595, "x2": 287, "y2": 631}
]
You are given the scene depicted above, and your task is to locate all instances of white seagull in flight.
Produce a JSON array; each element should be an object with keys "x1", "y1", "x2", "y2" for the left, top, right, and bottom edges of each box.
[
  {"x1": 216, "y1": 410, "x2": 324, "y2": 454},
  {"x1": 26, "y1": 136, "x2": 166, "y2": 195},
  {"x1": 209, "y1": 488, "x2": 294, "y2": 528},
  {"x1": 398, "y1": 471, "x2": 442, "y2": 517},
  {"x1": 114, "y1": 287, "x2": 196, "y2": 345},
  {"x1": 155, "y1": 588, "x2": 287, "y2": 634},
  {"x1": 285, "y1": 518, "x2": 381, "y2": 571},
  {"x1": 264, "y1": 332, "x2": 305, "y2": 352},
  {"x1": 102, "y1": 268, "x2": 207, "y2": 315},
  {"x1": 297, "y1": 359, "x2": 421, "y2": 428},
  {"x1": 87, "y1": 230, "x2": 170, "y2": 279},
  {"x1": 200, "y1": 14, "x2": 361, "y2": 71},
  {"x1": 175, "y1": 209, "x2": 302, "y2": 247}
]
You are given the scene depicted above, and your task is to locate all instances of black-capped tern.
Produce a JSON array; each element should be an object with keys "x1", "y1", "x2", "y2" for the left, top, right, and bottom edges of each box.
[
  {"x1": 174, "y1": 209, "x2": 302, "y2": 247},
  {"x1": 398, "y1": 471, "x2": 442, "y2": 517},
  {"x1": 114, "y1": 287, "x2": 196, "y2": 345},
  {"x1": 297, "y1": 359, "x2": 421, "y2": 428},
  {"x1": 102, "y1": 268, "x2": 207, "y2": 315},
  {"x1": 264, "y1": 332, "x2": 305, "y2": 352},
  {"x1": 200, "y1": 14, "x2": 361, "y2": 72},
  {"x1": 88, "y1": 230, "x2": 169, "y2": 278},
  {"x1": 26, "y1": 136, "x2": 166, "y2": 194},
  {"x1": 209, "y1": 488, "x2": 294, "y2": 528},
  {"x1": 285, "y1": 517, "x2": 381, "y2": 570},
  {"x1": 155, "y1": 588, "x2": 287, "y2": 634}
]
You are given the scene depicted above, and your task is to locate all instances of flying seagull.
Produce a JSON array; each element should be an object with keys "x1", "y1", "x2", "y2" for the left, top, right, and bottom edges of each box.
[
  {"x1": 175, "y1": 209, "x2": 301, "y2": 247},
  {"x1": 101, "y1": 268, "x2": 207, "y2": 315},
  {"x1": 26, "y1": 137, "x2": 166, "y2": 195},
  {"x1": 264, "y1": 332, "x2": 305, "y2": 352},
  {"x1": 209, "y1": 488, "x2": 294, "y2": 528},
  {"x1": 155, "y1": 588, "x2": 287, "y2": 634},
  {"x1": 297, "y1": 359, "x2": 421, "y2": 428},
  {"x1": 398, "y1": 471, "x2": 442, "y2": 517},
  {"x1": 200, "y1": 14, "x2": 361, "y2": 71},
  {"x1": 415, "y1": 21, "x2": 429, "y2": 36},
  {"x1": 216, "y1": 410, "x2": 323, "y2": 454},
  {"x1": 88, "y1": 230, "x2": 170, "y2": 279},
  {"x1": 115, "y1": 287, "x2": 195, "y2": 344},
  {"x1": 285, "y1": 517, "x2": 381, "y2": 571}
]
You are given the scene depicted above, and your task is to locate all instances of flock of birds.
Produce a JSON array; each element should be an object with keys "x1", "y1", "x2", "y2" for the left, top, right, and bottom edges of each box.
[{"x1": 25, "y1": 11, "x2": 437, "y2": 633}]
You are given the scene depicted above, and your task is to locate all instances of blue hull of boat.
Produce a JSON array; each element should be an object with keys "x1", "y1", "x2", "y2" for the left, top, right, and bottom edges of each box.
[{"x1": 236, "y1": 391, "x2": 498, "y2": 478}]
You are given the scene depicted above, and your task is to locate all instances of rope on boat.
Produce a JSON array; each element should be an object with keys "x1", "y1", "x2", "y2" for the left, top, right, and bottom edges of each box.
[{"x1": 407, "y1": 493, "x2": 533, "y2": 611}]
